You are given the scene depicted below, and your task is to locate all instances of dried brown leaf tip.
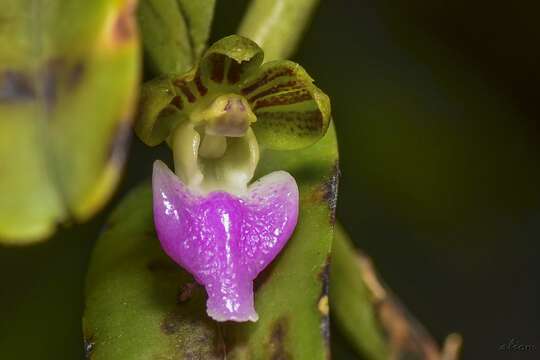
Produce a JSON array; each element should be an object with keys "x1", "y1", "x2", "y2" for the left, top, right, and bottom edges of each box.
[{"x1": 359, "y1": 253, "x2": 462, "y2": 360}]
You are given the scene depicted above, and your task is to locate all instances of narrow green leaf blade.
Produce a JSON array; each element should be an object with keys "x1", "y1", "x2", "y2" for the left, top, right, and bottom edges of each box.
[
  {"x1": 137, "y1": 0, "x2": 193, "y2": 75},
  {"x1": 177, "y1": 0, "x2": 216, "y2": 59},
  {"x1": 137, "y1": 0, "x2": 216, "y2": 77}
]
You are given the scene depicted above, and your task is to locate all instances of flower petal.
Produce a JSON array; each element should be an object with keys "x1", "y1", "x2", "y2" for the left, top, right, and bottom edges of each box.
[
  {"x1": 152, "y1": 160, "x2": 298, "y2": 322},
  {"x1": 240, "y1": 60, "x2": 331, "y2": 150}
]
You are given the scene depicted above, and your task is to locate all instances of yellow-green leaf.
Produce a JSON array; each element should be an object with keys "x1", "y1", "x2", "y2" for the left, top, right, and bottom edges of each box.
[{"x1": 0, "y1": 0, "x2": 140, "y2": 244}]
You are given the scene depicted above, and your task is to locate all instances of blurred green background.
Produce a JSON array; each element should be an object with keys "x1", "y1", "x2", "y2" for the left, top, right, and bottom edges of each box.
[{"x1": 1, "y1": 0, "x2": 539, "y2": 359}]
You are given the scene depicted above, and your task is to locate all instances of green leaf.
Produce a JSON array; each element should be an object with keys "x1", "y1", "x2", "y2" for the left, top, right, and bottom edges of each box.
[
  {"x1": 137, "y1": 0, "x2": 216, "y2": 76},
  {"x1": 330, "y1": 225, "x2": 389, "y2": 360},
  {"x1": 238, "y1": 0, "x2": 321, "y2": 61},
  {"x1": 177, "y1": 0, "x2": 216, "y2": 59},
  {"x1": 0, "y1": 0, "x2": 140, "y2": 244},
  {"x1": 137, "y1": 0, "x2": 192, "y2": 76},
  {"x1": 83, "y1": 122, "x2": 339, "y2": 359}
]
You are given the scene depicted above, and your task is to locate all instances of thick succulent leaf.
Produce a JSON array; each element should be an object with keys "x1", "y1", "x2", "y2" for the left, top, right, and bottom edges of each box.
[
  {"x1": 238, "y1": 0, "x2": 321, "y2": 61},
  {"x1": 240, "y1": 60, "x2": 331, "y2": 150},
  {"x1": 0, "y1": 0, "x2": 139, "y2": 244},
  {"x1": 83, "y1": 122, "x2": 339, "y2": 358}
]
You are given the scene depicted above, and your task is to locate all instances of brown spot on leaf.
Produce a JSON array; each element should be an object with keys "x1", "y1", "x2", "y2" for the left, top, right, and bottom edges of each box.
[
  {"x1": 310, "y1": 161, "x2": 340, "y2": 223},
  {"x1": 0, "y1": 71, "x2": 35, "y2": 102},
  {"x1": 323, "y1": 161, "x2": 340, "y2": 224},
  {"x1": 161, "y1": 312, "x2": 180, "y2": 335},
  {"x1": 159, "y1": 307, "x2": 224, "y2": 359},
  {"x1": 112, "y1": 0, "x2": 136, "y2": 43},
  {"x1": 84, "y1": 335, "x2": 95, "y2": 359},
  {"x1": 67, "y1": 61, "x2": 86, "y2": 89},
  {"x1": 269, "y1": 318, "x2": 291, "y2": 360},
  {"x1": 318, "y1": 256, "x2": 331, "y2": 348},
  {"x1": 107, "y1": 119, "x2": 131, "y2": 167},
  {"x1": 177, "y1": 282, "x2": 197, "y2": 303},
  {"x1": 318, "y1": 255, "x2": 331, "y2": 298},
  {"x1": 42, "y1": 59, "x2": 63, "y2": 111}
]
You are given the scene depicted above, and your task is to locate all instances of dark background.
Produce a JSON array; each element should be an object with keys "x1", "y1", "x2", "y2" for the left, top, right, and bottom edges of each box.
[{"x1": 1, "y1": 1, "x2": 539, "y2": 359}]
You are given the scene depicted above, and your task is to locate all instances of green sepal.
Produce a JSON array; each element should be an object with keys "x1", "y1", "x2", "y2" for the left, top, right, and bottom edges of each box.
[
  {"x1": 134, "y1": 75, "x2": 186, "y2": 146},
  {"x1": 135, "y1": 36, "x2": 331, "y2": 151},
  {"x1": 240, "y1": 60, "x2": 331, "y2": 150},
  {"x1": 135, "y1": 36, "x2": 265, "y2": 146},
  {"x1": 198, "y1": 35, "x2": 264, "y2": 88}
]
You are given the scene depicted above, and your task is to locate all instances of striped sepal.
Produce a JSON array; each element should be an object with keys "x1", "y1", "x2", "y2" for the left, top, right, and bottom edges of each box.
[
  {"x1": 198, "y1": 35, "x2": 264, "y2": 87},
  {"x1": 240, "y1": 60, "x2": 331, "y2": 150}
]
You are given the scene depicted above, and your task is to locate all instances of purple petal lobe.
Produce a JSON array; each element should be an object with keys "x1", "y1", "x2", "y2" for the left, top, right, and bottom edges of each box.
[{"x1": 152, "y1": 160, "x2": 299, "y2": 322}]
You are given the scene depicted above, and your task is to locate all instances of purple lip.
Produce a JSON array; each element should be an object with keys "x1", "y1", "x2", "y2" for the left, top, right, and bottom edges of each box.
[{"x1": 152, "y1": 160, "x2": 299, "y2": 322}]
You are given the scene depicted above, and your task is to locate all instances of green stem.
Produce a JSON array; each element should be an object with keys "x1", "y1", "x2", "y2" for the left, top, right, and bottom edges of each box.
[
  {"x1": 238, "y1": 0, "x2": 320, "y2": 61},
  {"x1": 331, "y1": 224, "x2": 462, "y2": 360}
]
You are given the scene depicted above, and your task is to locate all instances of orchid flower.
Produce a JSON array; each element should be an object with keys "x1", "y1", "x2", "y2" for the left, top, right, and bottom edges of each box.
[{"x1": 135, "y1": 35, "x2": 330, "y2": 322}]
